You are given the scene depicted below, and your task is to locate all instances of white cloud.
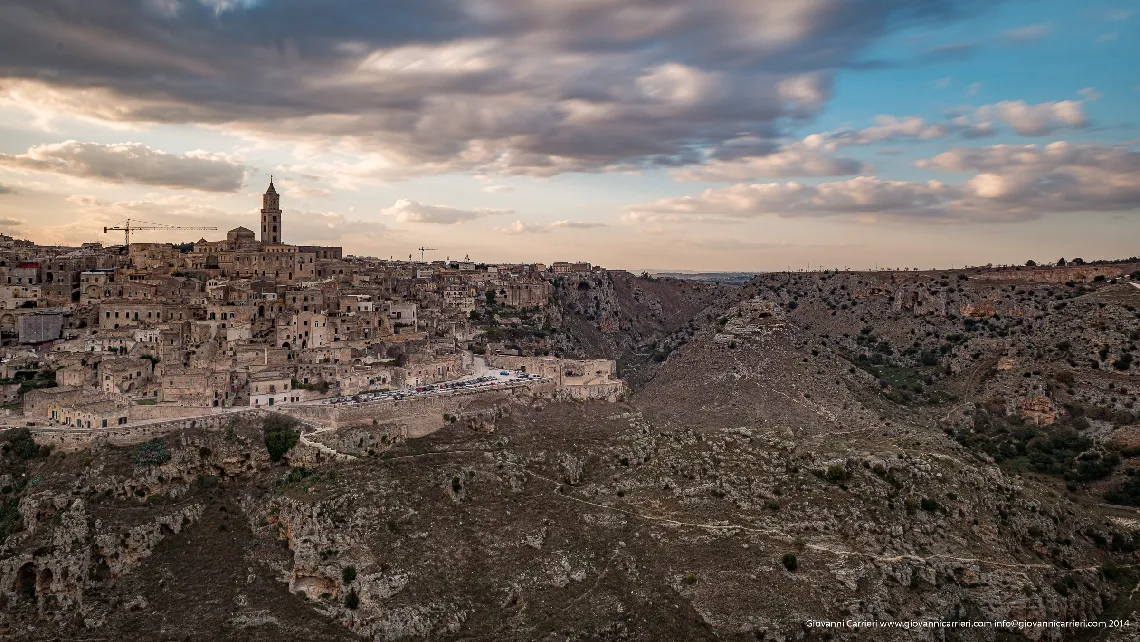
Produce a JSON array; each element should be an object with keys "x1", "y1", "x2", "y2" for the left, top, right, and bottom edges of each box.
[
  {"x1": 0, "y1": 140, "x2": 245, "y2": 191},
  {"x1": 777, "y1": 73, "x2": 832, "y2": 112},
  {"x1": 917, "y1": 143, "x2": 1140, "y2": 213},
  {"x1": 630, "y1": 142, "x2": 1140, "y2": 223},
  {"x1": 815, "y1": 116, "x2": 949, "y2": 150},
  {"x1": 481, "y1": 185, "x2": 514, "y2": 193},
  {"x1": 277, "y1": 179, "x2": 333, "y2": 199},
  {"x1": 626, "y1": 177, "x2": 956, "y2": 221},
  {"x1": 381, "y1": 199, "x2": 511, "y2": 224},
  {"x1": 1078, "y1": 87, "x2": 1101, "y2": 101},
  {"x1": 964, "y1": 82, "x2": 982, "y2": 97},
  {"x1": 974, "y1": 100, "x2": 1086, "y2": 135},
  {"x1": 499, "y1": 219, "x2": 607, "y2": 234},
  {"x1": 674, "y1": 144, "x2": 868, "y2": 182}
]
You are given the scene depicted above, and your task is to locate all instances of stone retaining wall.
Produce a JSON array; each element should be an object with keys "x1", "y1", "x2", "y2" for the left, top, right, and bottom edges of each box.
[{"x1": 31, "y1": 410, "x2": 265, "y2": 451}]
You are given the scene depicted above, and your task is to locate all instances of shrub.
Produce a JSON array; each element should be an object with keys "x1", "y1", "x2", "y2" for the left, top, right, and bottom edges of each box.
[
  {"x1": 344, "y1": 589, "x2": 359, "y2": 610},
  {"x1": 825, "y1": 465, "x2": 848, "y2": 483},
  {"x1": 1052, "y1": 574, "x2": 1077, "y2": 597},
  {"x1": 781, "y1": 553, "x2": 798, "y2": 572},
  {"x1": 342, "y1": 566, "x2": 356, "y2": 584},
  {"x1": 1114, "y1": 354, "x2": 1134, "y2": 371},
  {"x1": 263, "y1": 416, "x2": 300, "y2": 462},
  {"x1": 283, "y1": 467, "x2": 315, "y2": 485},
  {"x1": 1105, "y1": 476, "x2": 1140, "y2": 506},
  {"x1": 4, "y1": 429, "x2": 39, "y2": 461},
  {"x1": 1100, "y1": 562, "x2": 1126, "y2": 581},
  {"x1": 132, "y1": 438, "x2": 171, "y2": 466}
]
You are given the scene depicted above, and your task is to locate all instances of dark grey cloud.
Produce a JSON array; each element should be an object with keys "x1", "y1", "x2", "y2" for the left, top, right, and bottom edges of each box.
[
  {"x1": 0, "y1": 0, "x2": 999, "y2": 177},
  {"x1": 0, "y1": 141, "x2": 245, "y2": 191},
  {"x1": 0, "y1": 184, "x2": 13, "y2": 194}
]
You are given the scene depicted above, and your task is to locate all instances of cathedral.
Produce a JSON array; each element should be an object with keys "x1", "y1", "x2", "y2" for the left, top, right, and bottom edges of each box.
[{"x1": 179, "y1": 179, "x2": 344, "y2": 283}]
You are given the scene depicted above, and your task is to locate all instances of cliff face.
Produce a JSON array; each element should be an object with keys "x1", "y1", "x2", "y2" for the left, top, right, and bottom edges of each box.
[
  {"x1": 546, "y1": 271, "x2": 743, "y2": 389},
  {"x1": 547, "y1": 272, "x2": 733, "y2": 356}
]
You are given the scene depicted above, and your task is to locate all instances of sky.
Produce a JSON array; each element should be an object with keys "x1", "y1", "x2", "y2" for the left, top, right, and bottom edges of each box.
[{"x1": 0, "y1": 0, "x2": 1137, "y2": 271}]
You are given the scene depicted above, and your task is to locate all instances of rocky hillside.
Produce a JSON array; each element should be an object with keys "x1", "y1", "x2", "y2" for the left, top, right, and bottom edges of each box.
[
  {"x1": 2, "y1": 263, "x2": 1139, "y2": 641},
  {"x1": 546, "y1": 270, "x2": 745, "y2": 388}
]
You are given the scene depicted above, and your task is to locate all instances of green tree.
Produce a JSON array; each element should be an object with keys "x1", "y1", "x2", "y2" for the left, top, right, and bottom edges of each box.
[{"x1": 263, "y1": 416, "x2": 300, "y2": 462}]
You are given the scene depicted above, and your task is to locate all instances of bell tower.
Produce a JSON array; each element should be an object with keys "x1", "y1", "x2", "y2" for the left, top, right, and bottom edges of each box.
[{"x1": 261, "y1": 176, "x2": 282, "y2": 244}]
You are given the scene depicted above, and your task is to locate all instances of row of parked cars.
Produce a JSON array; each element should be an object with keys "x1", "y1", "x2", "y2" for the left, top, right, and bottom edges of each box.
[{"x1": 322, "y1": 371, "x2": 545, "y2": 406}]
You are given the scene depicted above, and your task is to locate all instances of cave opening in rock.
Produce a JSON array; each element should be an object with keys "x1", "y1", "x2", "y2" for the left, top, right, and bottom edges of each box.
[{"x1": 16, "y1": 563, "x2": 36, "y2": 598}]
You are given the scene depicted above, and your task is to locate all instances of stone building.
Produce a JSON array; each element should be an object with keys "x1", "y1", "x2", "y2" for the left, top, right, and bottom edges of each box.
[{"x1": 97, "y1": 357, "x2": 154, "y2": 394}]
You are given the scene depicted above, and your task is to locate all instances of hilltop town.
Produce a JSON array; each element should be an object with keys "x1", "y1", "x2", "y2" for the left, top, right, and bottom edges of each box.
[
  {"x1": 1, "y1": 185, "x2": 1139, "y2": 640},
  {"x1": 0, "y1": 180, "x2": 624, "y2": 437}
]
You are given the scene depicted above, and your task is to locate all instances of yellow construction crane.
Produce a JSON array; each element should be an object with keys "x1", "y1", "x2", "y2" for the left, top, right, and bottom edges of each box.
[{"x1": 103, "y1": 219, "x2": 218, "y2": 246}]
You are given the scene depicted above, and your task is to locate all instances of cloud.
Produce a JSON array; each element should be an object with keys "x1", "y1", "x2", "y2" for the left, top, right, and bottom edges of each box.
[
  {"x1": 626, "y1": 177, "x2": 957, "y2": 221},
  {"x1": 499, "y1": 219, "x2": 607, "y2": 234},
  {"x1": 0, "y1": 140, "x2": 245, "y2": 191},
  {"x1": 964, "y1": 82, "x2": 982, "y2": 97},
  {"x1": 808, "y1": 115, "x2": 949, "y2": 150},
  {"x1": 1078, "y1": 87, "x2": 1101, "y2": 101},
  {"x1": 974, "y1": 100, "x2": 1086, "y2": 135},
  {"x1": 277, "y1": 179, "x2": 332, "y2": 199},
  {"x1": 720, "y1": 99, "x2": 1086, "y2": 176},
  {"x1": 934, "y1": 77, "x2": 951, "y2": 89},
  {"x1": 917, "y1": 143, "x2": 1140, "y2": 214},
  {"x1": 481, "y1": 185, "x2": 514, "y2": 193},
  {"x1": 674, "y1": 144, "x2": 868, "y2": 182},
  {"x1": 0, "y1": 185, "x2": 13, "y2": 195},
  {"x1": 1000, "y1": 23, "x2": 1051, "y2": 45},
  {"x1": 0, "y1": 0, "x2": 997, "y2": 177},
  {"x1": 629, "y1": 142, "x2": 1140, "y2": 223},
  {"x1": 0, "y1": 217, "x2": 24, "y2": 227},
  {"x1": 381, "y1": 199, "x2": 510, "y2": 224}
]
